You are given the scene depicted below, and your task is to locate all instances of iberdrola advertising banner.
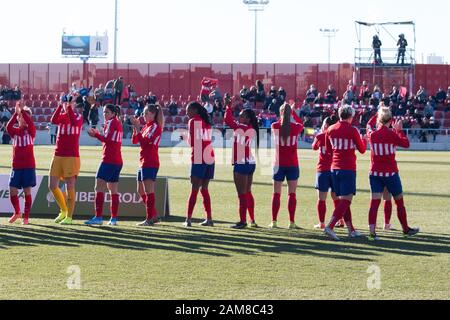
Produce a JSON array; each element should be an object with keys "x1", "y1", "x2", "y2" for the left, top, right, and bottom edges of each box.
[{"x1": 0, "y1": 175, "x2": 170, "y2": 219}]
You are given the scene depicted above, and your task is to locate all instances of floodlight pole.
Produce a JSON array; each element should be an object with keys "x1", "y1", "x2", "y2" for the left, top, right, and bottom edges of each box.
[
  {"x1": 320, "y1": 28, "x2": 339, "y2": 85},
  {"x1": 243, "y1": 1, "x2": 269, "y2": 67},
  {"x1": 114, "y1": 0, "x2": 118, "y2": 68}
]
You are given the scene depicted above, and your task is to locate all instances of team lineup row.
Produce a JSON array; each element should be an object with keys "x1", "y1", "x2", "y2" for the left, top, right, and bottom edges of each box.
[{"x1": 4, "y1": 100, "x2": 419, "y2": 241}]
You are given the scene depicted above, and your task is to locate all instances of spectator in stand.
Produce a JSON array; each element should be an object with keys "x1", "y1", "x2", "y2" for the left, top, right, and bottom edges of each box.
[
  {"x1": 416, "y1": 85, "x2": 427, "y2": 104},
  {"x1": 256, "y1": 80, "x2": 266, "y2": 102},
  {"x1": 436, "y1": 87, "x2": 446, "y2": 105},
  {"x1": 347, "y1": 80, "x2": 357, "y2": 99},
  {"x1": 269, "y1": 86, "x2": 278, "y2": 98},
  {"x1": 204, "y1": 101, "x2": 214, "y2": 119},
  {"x1": 147, "y1": 91, "x2": 158, "y2": 105},
  {"x1": 210, "y1": 86, "x2": 223, "y2": 104},
  {"x1": 389, "y1": 86, "x2": 400, "y2": 104},
  {"x1": 0, "y1": 122, "x2": 11, "y2": 144},
  {"x1": 240, "y1": 86, "x2": 249, "y2": 102},
  {"x1": 247, "y1": 86, "x2": 257, "y2": 105},
  {"x1": 306, "y1": 84, "x2": 318, "y2": 103},
  {"x1": 113, "y1": 76, "x2": 124, "y2": 105},
  {"x1": 0, "y1": 104, "x2": 12, "y2": 124},
  {"x1": 324, "y1": 85, "x2": 337, "y2": 104},
  {"x1": 13, "y1": 86, "x2": 21, "y2": 100},
  {"x1": 424, "y1": 101, "x2": 434, "y2": 118},
  {"x1": 420, "y1": 117, "x2": 430, "y2": 142},
  {"x1": 299, "y1": 100, "x2": 311, "y2": 117},
  {"x1": 89, "y1": 104, "x2": 100, "y2": 129},
  {"x1": 429, "y1": 117, "x2": 440, "y2": 142},
  {"x1": 213, "y1": 99, "x2": 224, "y2": 118},
  {"x1": 278, "y1": 87, "x2": 287, "y2": 104},
  {"x1": 168, "y1": 96, "x2": 179, "y2": 116},
  {"x1": 446, "y1": 86, "x2": 450, "y2": 106},
  {"x1": 268, "y1": 98, "x2": 281, "y2": 117},
  {"x1": 358, "y1": 81, "x2": 371, "y2": 104},
  {"x1": 94, "y1": 84, "x2": 105, "y2": 106},
  {"x1": 303, "y1": 116, "x2": 313, "y2": 128},
  {"x1": 314, "y1": 93, "x2": 324, "y2": 105},
  {"x1": 82, "y1": 96, "x2": 91, "y2": 126},
  {"x1": 371, "y1": 85, "x2": 382, "y2": 106}
]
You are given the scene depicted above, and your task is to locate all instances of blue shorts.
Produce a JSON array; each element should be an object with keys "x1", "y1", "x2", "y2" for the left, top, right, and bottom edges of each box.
[
  {"x1": 96, "y1": 163, "x2": 122, "y2": 183},
  {"x1": 331, "y1": 170, "x2": 357, "y2": 197},
  {"x1": 273, "y1": 166, "x2": 300, "y2": 182},
  {"x1": 233, "y1": 163, "x2": 256, "y2": 175},
  {"x1": 315, "y1": 171, "x2": 335, "y2": 193},
  {"x1": 9, "y1": 168, "x2": 37, "y2": 189},
  {"x1": 369, "y1": 173, "x2": 403, "y2": 197},
  {"x1": 137, "y1": 167, "x2": 159, "y2": 182},
  {"x1": 191, "y1": 164, "x2": 215, "y2": 180}
]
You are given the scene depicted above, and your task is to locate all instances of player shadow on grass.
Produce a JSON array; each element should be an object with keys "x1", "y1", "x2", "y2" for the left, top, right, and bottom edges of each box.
[{"x1": 2, "y1": 220, "x2": 450, "y2": 261}]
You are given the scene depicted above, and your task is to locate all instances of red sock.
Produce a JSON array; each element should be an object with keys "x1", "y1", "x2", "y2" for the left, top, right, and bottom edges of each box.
[
  {"x1": 146, "y1": 193, "x2": 156, "y2": 220},
  {"x1": 246, "y1": 192, "x2": 255, "y2": 222},
  {"x1": 201, "y1": 189, "x2": 212, "y2": 220},
  {"x1": 187, "y1": 190, "x2": 199, "y2": 220},
  {"x1": 24, "y1": 194, "x2": 32, "y2": 220},
  {"x1": 140, "y1": 193, "x2": 147, "y2": 205},
  {"x1": 384, "y1": 200, "x2": 392, "y2": 224},
  {"x1": 10, "y1": 195, "x2": 20, "y2": 215},
  {"x1": 95, "y1": 192, "x2": 105, "y2": 218},
  {"x1": 238, "y1": 194, "x2": 247, "y2": 223},
  {"x1": 317, "y1": 200, "x2": 326, "y2": 223},
  {"x1": 343, "y1": 207, "x2": 355, "y2": 232},
  {"x1": 395, "y1": 198, "x2": 409, "y2": 233},
  {"x1": 333, "y1": 199, "x2": 340, "y2": 209},
  {"x1": 328, "y1": 199, "x2": 351, "y2": 229},
  {"x1": 369, "y1": 199, "x2": 382, "y2": 226},
  {"x1": 272, "y1": 193, "x2": 281, "y2": 221},
  {"x1": 110, "y1": 194, "x2": 119, "y2": 219},
  {"x1": 288, "y1": 193, "x2": 296, "y2": 223}
]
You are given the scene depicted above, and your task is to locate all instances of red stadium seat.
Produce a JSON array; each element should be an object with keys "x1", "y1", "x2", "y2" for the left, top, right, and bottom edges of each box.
[
  {"x1": 45, "y1": 115, "x2": 52, "y2": 122},
  {"x1": 23, "y1": 94, "x2": 30, "y2": 100},
  {"x1": 30, "y1": 94, "x2": 38, "y2": 101},
  {"x1": 8, "y1": 100, "x2": 15, "y2": 108},
  {"x1": 34, "y1": 108, "x2": 43, "y2": 115},
  {"x1": 47, "y1": 94, "x2": 55, "y2": 101},
  {"x1": 434, "y1": 111, "x2": 444, "y2": 120},
  {"x1": 39, "y1": 94, "x2": 47, "y2": 101},
  {"x1": 183, "y1": 116, "x2": 189, "y2": 124},
  {"x1": 179, "y1": 109, "x2": 186, "y2": 116},
  {"x1": 37, "y1": 116, "x2": 45, "y2": 123},
  {"x1": 32, "y1": 100, "x2": 41, "y2": 108},
  {"x1": 25, "y1": 100, "x2": 32, "y2": 107},
  {"x1": 445, "y1": 112, "x2": 450, "y2": 119},
  {"x1": 444, "y1": 120, "x2": 450, "y2": 128},
  {"x1": 41, "y1": 100, "x2": 49, "y2": 108},
  {"x1": 43, "y1": 108, "x2": 52, "y2": 115},
  {"x1": 174, "y1": 117, "x2": 182, "y2": 124},
  {"x1": 50, "y1": 101, "x2": 58, "y2": 108},
  {"x1": 165, "y1": 116, "x2": 173, "y2": 124}
]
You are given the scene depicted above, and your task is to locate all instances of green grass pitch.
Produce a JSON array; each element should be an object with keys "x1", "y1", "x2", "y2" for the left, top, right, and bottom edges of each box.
[{"x1": 0, "y1": 145, "x2": 449, "y2": 299}]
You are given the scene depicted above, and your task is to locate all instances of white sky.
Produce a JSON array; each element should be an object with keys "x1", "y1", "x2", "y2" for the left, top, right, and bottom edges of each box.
[{"x1": 0, "y1": 0, "x2": 448, "y2": 64}]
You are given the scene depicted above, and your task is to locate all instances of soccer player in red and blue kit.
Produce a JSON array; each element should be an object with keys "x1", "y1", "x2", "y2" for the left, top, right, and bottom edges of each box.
[
  {"x1": 49, "y1": 97, "x2": 84, "y2": 225},
  {"x1": 6, "y1": 101, "x2": 36, "y2": 225},
  {"x1": 85, "y1": 104, "x2": 123, "y2": 226},
  {"x1": 182, "y1": 101, "x2": 215, "y2": 228},
  {"x1": 312, "y1": 115, "x2": 345, "y2": 229},
  {"x1": 324, "y1": 105, "x2": 367, "y2": 240},
  {"x1": 224, "y1": 97, "x2": 260, "y2": 229},
  {"x1": 270, "y1": 103, "x2": 304, "y2": 229},
  {"x1": 131, "y1": 104, "x2": 164, "y2": 227},
  {"x1": 367, "y1": 110, "x2": 393, "y2": 230},
  {"x1": 366, "y1": 107, "x2": 419, "y2": 240}
]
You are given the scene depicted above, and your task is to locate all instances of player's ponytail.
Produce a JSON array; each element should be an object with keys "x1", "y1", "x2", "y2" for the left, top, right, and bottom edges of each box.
[
  {"x1": 242, "y1": 108, "x2": 259, "y2": 149},
  {"x1": 280, "y1": 103, "x2": 291, "y2": 138},
  {"x1": 145, "y1": 104, "x2": 165, "y2": 128}
]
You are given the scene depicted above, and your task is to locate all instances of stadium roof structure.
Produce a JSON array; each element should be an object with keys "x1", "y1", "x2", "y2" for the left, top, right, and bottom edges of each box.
[{"x1": 355, "y1": 21, "x2": 415, "y2": 26}]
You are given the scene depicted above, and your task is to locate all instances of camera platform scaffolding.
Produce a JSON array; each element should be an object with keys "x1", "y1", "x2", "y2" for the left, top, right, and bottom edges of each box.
[{"x1": 354, "y1": 21, "x2": 416, "y2": 93}]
